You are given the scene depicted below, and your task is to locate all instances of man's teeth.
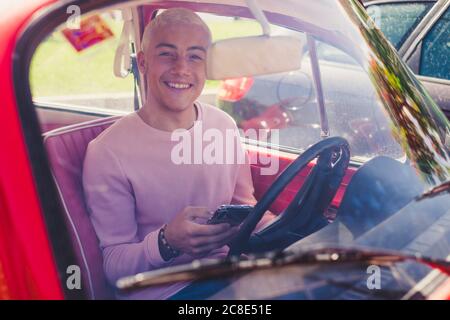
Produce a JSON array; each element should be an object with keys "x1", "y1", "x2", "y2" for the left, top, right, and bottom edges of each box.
[{"x1": 167, "y1": 82, "x2": 190, "y2": 89}]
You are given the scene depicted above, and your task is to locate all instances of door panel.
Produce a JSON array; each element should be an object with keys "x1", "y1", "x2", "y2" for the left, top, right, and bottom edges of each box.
[
  {"x1": 35, "y1": 105, "x2": 124, "y2": 133},
  {"x1": 36, "y1": 107, "x2": 101, "y2": 133}
]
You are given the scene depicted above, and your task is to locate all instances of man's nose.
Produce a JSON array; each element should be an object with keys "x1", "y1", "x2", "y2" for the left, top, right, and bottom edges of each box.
[{"x1": 171, "y1": 57, "x2": 190, "y2": 76}]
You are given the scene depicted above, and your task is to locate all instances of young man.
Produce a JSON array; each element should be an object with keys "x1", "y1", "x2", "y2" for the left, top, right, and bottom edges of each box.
[{"x1": 83, "y1": 8, "x2": 272, "y2": 300}]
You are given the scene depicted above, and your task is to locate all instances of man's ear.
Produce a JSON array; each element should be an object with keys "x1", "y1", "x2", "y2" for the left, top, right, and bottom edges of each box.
[{"x1": 137, "y1": 51, "x2": 146, "y2": 74}]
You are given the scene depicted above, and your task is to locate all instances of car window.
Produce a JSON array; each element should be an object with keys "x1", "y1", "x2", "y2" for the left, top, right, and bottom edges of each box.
[
  {"x1": 30, "y1": 11, "x2": 135, "y2": 112},
  {"x1": 366, "y1": 2, "x2": 434, "y2": 49},
  {"x1": 215, "y1": 17, "x2": 405, "y2": 161},
  {"x1": 214, "y1": 26, "x2": 322, "y2": 151},
  {"x1": 419, "y1": 7, "x2": 450, "y2": 80},
  {"x1": 315, "y1": 40, "x2": 404, "y2": 161}
]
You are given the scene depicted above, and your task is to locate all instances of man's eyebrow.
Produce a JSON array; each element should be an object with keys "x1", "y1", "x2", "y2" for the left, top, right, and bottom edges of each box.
[
  {"x1": 188, "y1": 46, "x2": 207, "y2": 53},
  {"x1": 155, "y1": 43, "x2": 206, "y2": 53},
  {"x1": 155, "y1": 43, "x2": 177, "y2": 49}
]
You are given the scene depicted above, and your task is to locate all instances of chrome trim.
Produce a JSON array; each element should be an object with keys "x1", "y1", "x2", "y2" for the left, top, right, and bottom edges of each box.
[
  {"x1": 402, "y1": 254, "x2": 450, "y2": 299},
  {"x1": 307, "y1": 34, "x2": 329, "y2": 138},
  {"x1": 364, "y1": 0, "x2": 437, "y2": 7},
  {"x1": 402, "y1": 0, "x2": 450, "y2": 60},
  {"x1": 416, "y1": 75, "x2": 450, "y2": 85},
  {"x1": 43, "y1": 116, "x2": 122, "y2": 139},
  {"x1": 34, "y1": 101, "x2": 130, "y2": 117}
]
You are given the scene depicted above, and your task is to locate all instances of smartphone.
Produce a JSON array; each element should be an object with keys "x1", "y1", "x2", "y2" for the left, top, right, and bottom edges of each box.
[{"x1": 207, "y1": 204, "x2": 253, "y2": 226}]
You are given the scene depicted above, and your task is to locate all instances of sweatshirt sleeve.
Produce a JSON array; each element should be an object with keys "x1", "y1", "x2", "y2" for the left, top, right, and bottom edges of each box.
[{"x1": 82, "y1": 140, "x2": 172, "y2": 285}]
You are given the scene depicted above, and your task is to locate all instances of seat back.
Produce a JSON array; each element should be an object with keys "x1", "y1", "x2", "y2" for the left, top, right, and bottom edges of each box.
[{"x1": 43, "y1": 116, "x2": 121, "y2": 299}]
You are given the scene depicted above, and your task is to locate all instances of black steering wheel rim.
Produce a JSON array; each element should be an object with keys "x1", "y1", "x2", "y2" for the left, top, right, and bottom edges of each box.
[{"x1": 228, "y1": 136, "x2": 350, "y2": 257}]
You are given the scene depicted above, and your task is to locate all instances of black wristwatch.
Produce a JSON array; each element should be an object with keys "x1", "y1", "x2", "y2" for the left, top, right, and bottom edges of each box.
[{"x1": 158, "y1": 224, "x2": 181, "y2": 261}]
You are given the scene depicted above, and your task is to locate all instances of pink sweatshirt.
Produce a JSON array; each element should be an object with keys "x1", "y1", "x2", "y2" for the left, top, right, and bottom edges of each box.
[{"x1": 82, "y1": 102, "x2": 259, "y2": 299}]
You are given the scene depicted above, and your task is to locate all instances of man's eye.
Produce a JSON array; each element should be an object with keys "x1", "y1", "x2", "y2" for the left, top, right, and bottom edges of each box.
[
  {"x1": 190, "y1": 54, "x2": 203, "y2": 61},
  {"x1": 158, "y1": 52, "x2": 173, "y2": 57}
]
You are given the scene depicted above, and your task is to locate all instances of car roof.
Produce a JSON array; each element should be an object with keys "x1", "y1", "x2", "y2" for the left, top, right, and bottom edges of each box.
[
  {"x1": 362, "y1": 0, "x2": 437, "y2": 4},
  {"x1": 150, "y1": 0, "x2": 354, "y2": 34}
]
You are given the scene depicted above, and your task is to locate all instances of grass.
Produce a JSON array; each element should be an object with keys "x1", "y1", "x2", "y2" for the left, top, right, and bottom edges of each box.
[{"x1": 29, "y1": 16, "x2": 262, "y2": 98}]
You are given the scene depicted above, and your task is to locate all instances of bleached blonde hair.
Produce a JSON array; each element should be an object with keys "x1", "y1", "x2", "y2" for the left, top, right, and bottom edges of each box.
[{"x1": 141, "y1": 8, "x2": 212, "y2": 54}]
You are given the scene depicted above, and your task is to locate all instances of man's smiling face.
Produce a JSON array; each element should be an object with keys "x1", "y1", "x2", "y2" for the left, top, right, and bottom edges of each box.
[{"x1": 140, "y1": 21, "x2": 211, "y2": 114}]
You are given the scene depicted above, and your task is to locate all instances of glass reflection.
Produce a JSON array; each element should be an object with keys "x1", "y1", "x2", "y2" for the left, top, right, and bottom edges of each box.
[{"x1": 342, "y1": 0, "x2": 450, "y2": 186}]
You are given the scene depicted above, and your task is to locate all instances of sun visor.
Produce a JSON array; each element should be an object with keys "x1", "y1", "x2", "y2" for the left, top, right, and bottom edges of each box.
[{"x1": 206, "y1": 35, "x2": 304, "y2": 80}]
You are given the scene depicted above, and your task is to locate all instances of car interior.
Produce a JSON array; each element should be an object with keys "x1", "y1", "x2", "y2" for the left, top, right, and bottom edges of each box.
[{"x1": 25, "y1": 1, "x2": 447, "y2": 299}]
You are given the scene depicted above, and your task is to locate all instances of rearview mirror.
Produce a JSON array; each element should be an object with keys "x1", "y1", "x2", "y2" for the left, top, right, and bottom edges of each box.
[{"x1": 206, "y1": 36, "x2": 304, "y2": 80}]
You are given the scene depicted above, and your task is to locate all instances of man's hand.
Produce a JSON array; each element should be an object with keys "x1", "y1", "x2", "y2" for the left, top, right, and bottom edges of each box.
[{"x1": 165, "y1": 206, "x2": 238, "y2": 258}]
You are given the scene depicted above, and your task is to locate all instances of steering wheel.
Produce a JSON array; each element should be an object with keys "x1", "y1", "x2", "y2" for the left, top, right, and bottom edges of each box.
[{"x1": 228, "y1": 136, "x2": 350, "y2": 257}]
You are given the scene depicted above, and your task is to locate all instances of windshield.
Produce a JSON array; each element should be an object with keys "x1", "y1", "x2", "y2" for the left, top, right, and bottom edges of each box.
[
  {"x1": 157, "y1": 0, "x2": 450, "y2": 299},
  {"x1": 27, "y1": 0, "x2": 450, "y2": 300}
]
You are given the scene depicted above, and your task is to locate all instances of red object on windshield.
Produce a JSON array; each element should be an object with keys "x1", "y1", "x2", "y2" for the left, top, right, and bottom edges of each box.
[
  {"x1": 240, "y1": 104, "x2": 291, "y2": 132},
  {"x1": 218, "y1": 77, "x2": 254, "y2": 102},
  {"x1": 62, "y1": 15, "x2": 113, "y2": 52}
]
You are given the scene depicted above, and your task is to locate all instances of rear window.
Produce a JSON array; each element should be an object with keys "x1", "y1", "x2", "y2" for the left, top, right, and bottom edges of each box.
[
  {"x1": 30, "y1": 11, "x2": 134, "y2": 111},
  {"x1": 366, "y1": 1, "x2": 434, "y2": 49}
]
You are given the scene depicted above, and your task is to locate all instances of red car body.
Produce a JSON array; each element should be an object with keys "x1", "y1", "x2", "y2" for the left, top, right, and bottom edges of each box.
[
  {"x1": 0, "y1": 0, "x2": 64, "y2": 299},
  {"x1": 0, "y1": 0, "x2": 449, "y2": 300}
]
